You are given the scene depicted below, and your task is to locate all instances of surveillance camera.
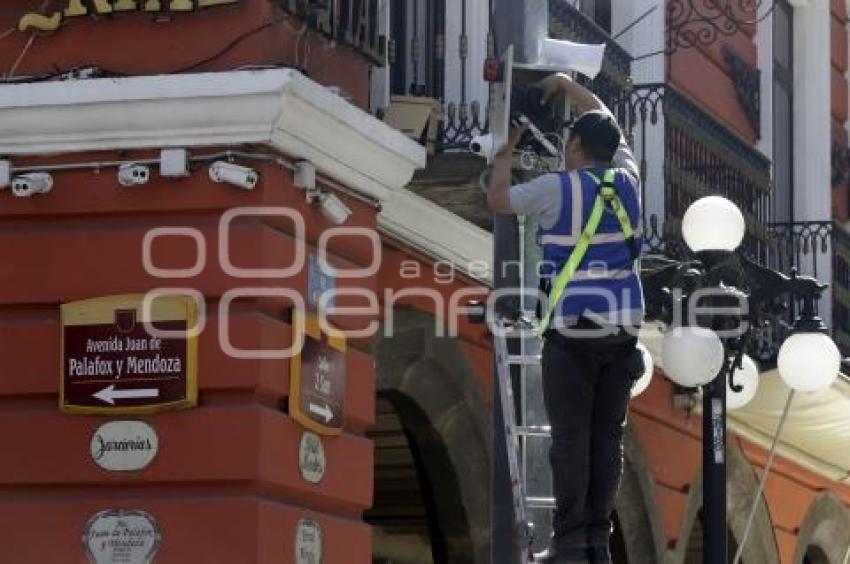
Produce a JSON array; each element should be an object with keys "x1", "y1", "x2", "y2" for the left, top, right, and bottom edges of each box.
[
  {"x1": 317, "y1": 192, "x2": 352, "y2": 225},
  {"x1": 208, "y1": 161, "x2": 259, "y2": 190},
  {"x1": 11, "y1": 172, "x2": 53, "y2": 197},
  {"x1": 118, "y1": 164, "x2": 151, "y2": 187},
  {"x1": 470, "y1": 133, "x2": 495, "y2": 160}
]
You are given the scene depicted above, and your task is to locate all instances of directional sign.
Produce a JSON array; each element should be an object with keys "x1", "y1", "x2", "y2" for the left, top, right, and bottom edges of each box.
[
  {"x1": 290, "y1": 312, "x2": 346, "y2": 436},
  {"x1": 60, "y1": 294, "x2": 198, "y2": 415}
]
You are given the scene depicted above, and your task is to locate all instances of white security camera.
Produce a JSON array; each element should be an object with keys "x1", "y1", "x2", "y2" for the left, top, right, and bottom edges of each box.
[
  {"x1": 208, "y1": 161, "x2": 259, "y2": 190},
  {"x1": 11, "y1": 172, "x2": 53, "y2": 197},
  {"x1": 118, "y1": 164, "x2": 151, "y2": 187},
  {"x1": 470, "y1": 133, "x2": 495, "y2": 160},
  {"x1": 318, "y1": 192, "x2": 352, "y2": 225}
]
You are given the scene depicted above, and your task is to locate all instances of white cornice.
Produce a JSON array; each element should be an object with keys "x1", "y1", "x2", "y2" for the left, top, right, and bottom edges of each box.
[
  {"x1": 0, "y1": 69, "x2": 426, "y2": 201},
  {"x1": 379, "y1": 188, "x2": 493, "y2": 285}
]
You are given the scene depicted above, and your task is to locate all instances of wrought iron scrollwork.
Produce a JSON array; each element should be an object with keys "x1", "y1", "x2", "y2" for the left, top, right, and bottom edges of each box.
[
  {"x1": 722, "y1": 46, "x2": 761, "y2": 137},
  {"x1": 439, "y1": 100, "x2": 489, "y2": 150},
  {"x1": 667, "y1": 0, "x2": 775, "y2": 54}
]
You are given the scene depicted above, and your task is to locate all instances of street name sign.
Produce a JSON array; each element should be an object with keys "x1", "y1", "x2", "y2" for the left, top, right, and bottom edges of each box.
[
  {"x1": 61, "y1": 294, "x2": 198, "y2": 415},
  {"x1": 83, "y1": 509, "x2": 161, "y2": 564},
  {"x1": 290, "y1": 312, "x2": 346, "y2": 436}
]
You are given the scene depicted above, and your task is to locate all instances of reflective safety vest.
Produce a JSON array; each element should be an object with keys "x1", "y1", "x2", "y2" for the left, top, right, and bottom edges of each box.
[{"x1": 538, "y1": 167, "x2": 644, "y2": 333}]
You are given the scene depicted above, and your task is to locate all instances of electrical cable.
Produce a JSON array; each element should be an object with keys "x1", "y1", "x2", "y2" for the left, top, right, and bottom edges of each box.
[
  {"x1": 4, "y1": 0, "x2": 49, "y2": 78},
  {"x1": 7, "y1": 149, "x2": 382, "y2": 209},
  {"x1": 731, "y1": 389, "x2": 796, "y2": 564},
  {"x1": 166, "y1": 16, "x2": 286, "y2": 74}
]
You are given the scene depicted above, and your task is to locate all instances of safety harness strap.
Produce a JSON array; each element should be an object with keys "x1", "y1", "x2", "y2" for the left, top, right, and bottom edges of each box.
[{"x1": 539, "y1": 169, "x2": 638, "y2": 334}]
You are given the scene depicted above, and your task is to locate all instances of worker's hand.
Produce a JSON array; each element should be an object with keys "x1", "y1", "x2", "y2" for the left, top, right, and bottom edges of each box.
[
  {"x1": 537, "y1": 72, "x2": 572, "y2": 104},
  {"x1": 507, "y1": 116, "x2": 529, "y2": 147},
  {"x1": 495, "y1": 118, "x2": 529, "y2": 158}
]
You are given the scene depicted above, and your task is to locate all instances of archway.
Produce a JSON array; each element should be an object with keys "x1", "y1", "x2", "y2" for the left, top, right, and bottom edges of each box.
[
  {"x1": 681, "y1": 510, "x2": 740, "y2": 563},
  {"x1": 793, "y1": 492, "x2": 850, "y2": 564},
  {"x1": 613, "y1": 427, "x2": 666, "y2": 563},
  {"x1": 369, "y1": 308, "x2": 490, "y2": 564},
  {"x1": 671, "y1": 443, "x2": 778, "y2": 564},
  {"x1": 803, "y1": 545, "x2": 830, "y2": 564}
]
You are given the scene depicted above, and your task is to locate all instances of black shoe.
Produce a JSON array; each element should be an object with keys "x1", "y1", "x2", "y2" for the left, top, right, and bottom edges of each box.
[{"x1": 533, "y1": 547, "x2": 591, "y2": 563}]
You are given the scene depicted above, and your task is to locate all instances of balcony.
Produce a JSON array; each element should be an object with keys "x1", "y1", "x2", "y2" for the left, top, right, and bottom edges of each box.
[
  {"x1": 630, "y1": 83, "x2": 850, "y2": 361},
  {"x1": 632, "y1": 84, "x2": 773, "y2": 258}
]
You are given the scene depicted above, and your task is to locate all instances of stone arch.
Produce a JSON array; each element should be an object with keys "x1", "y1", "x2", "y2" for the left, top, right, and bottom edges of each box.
[
  {"x1": 670, "y1": 442, "x2": 778, "y2": 564},
  {"x1": 793, "y1": 492, "x2": 850, "y2": 564},
  {"x1": 373, "y1": 307, "x2": 490, "y2": 564},
  {"x1": 614, "y1": 426, "x2": 667, "y2": 563}
]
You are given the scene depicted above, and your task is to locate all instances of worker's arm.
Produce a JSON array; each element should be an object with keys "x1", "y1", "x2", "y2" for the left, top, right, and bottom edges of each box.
[
  {"x1": 538, "y1": 72, "x2": 608, "y2": 115},
  {"x1": 539, "y1": 73, "x2": 640, "y2": 186},
  {"x1": 486, "y1": 121, "x2": 528, "y2": 214}
]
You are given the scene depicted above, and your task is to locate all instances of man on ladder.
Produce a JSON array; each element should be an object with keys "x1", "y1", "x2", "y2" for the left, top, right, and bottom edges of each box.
[{"x1": 487, "y1": 73, "x2": 646, "y2": 564}]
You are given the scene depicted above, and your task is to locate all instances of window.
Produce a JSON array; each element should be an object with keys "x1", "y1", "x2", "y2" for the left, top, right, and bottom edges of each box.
[
  {"x1": 389, "y1": 0, "x2": 446, "y2": 98},
  {"x1": 580, "y1": 0, "x2": 611, "y2": 33},
  {"x1": 773, "y1": 0, "x2": 794, "y2": 222}
]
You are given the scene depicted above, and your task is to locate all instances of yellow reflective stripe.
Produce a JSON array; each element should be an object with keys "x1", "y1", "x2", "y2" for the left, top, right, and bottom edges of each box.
[{"x1": 539, "y1": 192, "x2": 607, "y2": 333}]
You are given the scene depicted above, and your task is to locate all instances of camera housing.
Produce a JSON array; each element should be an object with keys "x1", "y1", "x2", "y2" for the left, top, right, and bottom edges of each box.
[
  {"x1": 317, "y1": 192, "x2": 352, "y2": 226},
  {"x1": 469, "y1": 133, "x2": 495, "y2": 159},
  {"x1": 118, "y1": 163, "x2": 151, "y2": 187},
  {"x1": 11, "y1": 172, "x2": 53, "y2": 197},
  {"x1": 208, "y1": 161, "x2": 259, "y2": 190}
]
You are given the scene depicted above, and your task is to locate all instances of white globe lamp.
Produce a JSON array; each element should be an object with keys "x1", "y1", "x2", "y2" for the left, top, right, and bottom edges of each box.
[
  {"x1": 777, "y1": 332, "x2": 840, "y2": 393},
  {"x1": 681, "y1": 196, "x2": 746, "y2": 252},
  {"x1": 726, "y1": 355, "x2": 759, "y2": 410},
  {"x1": 661, "y1": 326, "x2": 725, "y2": 387},
  {"x1": 631, "y1": 342, "x2": 654, "y2": 398}
]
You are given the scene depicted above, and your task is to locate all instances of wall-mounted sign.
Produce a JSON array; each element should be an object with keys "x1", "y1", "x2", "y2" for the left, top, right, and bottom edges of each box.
[
  {"x1": 298, "y1": 431, "x2": 326, "y2": 484},
  {"x1": 19, "y1": 0, "x2": 239, "y2": 32},
  {"x1": 307, "y1": 254, "x2": 335, "y2": 311},
  {"x1": 294, "y1": 519, "x2": 323, "y2": 564},
  {"x1": 61, "y1": 294, "x2": 198, "y2": 415},
  {"x1": 280, "y1": 0, "x2": 386, "y2": 65},
  {"x1": 290, "y1": 312, "x2": 346, "y2": 436},
  {"x1": 83, "y1": 509, "x2": 161, "y2": 564},
  {"x1": 90, "y1": 421, "x2": 159, "y2": 472}
]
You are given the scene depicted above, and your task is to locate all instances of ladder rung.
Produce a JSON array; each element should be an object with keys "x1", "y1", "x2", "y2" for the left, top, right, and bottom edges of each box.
[
  {"x1": 515, "y1": 426, "x2": 551, "y2": 437},
  {"x1": 525, "y1": 496, "x2": 556, "y2": 509},
  {"x1": 502, "y1": 329, "x2": 540, "y2": 339},
  {"x1": 507, "y1": 354, "x2": 542, "y2": 365}
]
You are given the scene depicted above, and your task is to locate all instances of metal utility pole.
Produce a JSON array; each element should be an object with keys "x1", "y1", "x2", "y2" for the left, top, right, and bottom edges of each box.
[
  {"x1": 490, "y1": 2, "x2": 546, "y2": 562},
  {"x1": 703, "y1": 373, "x2": 728, "y2": 563}
]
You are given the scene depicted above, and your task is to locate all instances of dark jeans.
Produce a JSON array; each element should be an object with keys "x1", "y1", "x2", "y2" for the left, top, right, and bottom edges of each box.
[{"x1": 541, "y1": 327, "x2": 642, "y2": 558}]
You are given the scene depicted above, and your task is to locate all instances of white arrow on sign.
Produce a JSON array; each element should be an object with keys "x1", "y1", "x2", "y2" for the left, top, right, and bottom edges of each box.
[
  {"x1": 308, "y1": 402, "x2": 334, "y2": 424},
  {"x1": 93, "y1": 385, "x2": 159, "y2": 405}
]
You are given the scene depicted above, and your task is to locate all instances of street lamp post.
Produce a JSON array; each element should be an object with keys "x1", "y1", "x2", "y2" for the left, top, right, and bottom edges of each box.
[{"x1": 646, "y1": 196, "x2": 842, "y2": 564}]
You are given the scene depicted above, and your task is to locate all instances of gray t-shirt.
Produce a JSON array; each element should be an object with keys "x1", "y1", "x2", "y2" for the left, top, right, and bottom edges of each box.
[{"x1": 508, "y1": 141, "x2": 640, "y2": 229}]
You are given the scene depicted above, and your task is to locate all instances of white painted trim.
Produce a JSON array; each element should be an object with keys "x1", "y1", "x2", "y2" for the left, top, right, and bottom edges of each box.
[
  {"x1": 755, "y1": 0, "x2": 773, "y2": 155},
  {"x1": 792, "y1": 0, "x2": 833, "y2": 323},
  {"x1": 378, "y1": 188, "x2": 493, "y2": 284},
  {"x1": 0, "y1": 69, "x2": 426, "y2": 202}
]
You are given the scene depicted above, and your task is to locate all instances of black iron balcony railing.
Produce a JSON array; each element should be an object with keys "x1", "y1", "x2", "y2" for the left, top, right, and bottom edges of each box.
[
  {"x1": 384, "y1": 0, "x2": 489, "y2": 151},
  {"x1": 632, "y1": 84, "x2": 773, "y2": 259},
  {"x1": 833, "y1": 226, "x2": 850, "y2": 354},
  {"x1": 384, "y1": 0, "x2": 636, "y2": 152},
  {"x1": 625, "y1": 84, "x2": 850, "y2": 362}
]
